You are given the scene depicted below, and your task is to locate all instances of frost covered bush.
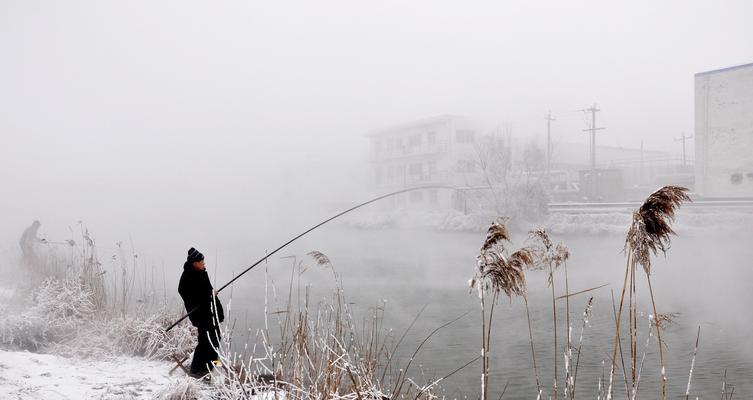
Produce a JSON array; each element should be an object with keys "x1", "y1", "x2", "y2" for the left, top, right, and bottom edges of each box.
[
  {"x1": 156, "y1": 377, "x2": 206, "y2": 400},
  {"x1": 33, "y1": 277, "x2": 98, "y2": 320},
  {"x1": 48, "y1": 308, "x2": 194, "y2": 360},
  {"x1": 0, "y1": 277, "x2": 193, "y2": 360},
  {"x1": 0, "y1": 277, "x2": 97, "y2": 350},
  {"x1": 119, "y1": 308, "x2": 195, "y2": 359}
]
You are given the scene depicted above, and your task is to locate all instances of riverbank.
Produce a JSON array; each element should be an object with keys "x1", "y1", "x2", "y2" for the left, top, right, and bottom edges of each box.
[
  {"x1": 0, "y1": 349, "x2": 175, "y2": 399},
  {"x1": 343, "y1": 205, "x2": 753, "y2": 236}
]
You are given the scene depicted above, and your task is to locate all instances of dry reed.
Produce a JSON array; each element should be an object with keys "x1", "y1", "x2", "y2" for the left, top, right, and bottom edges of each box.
[
  {"x1": 470, "y1": 220, "x2": 530, "y2": 400},
  {"x1": 528, "y1": 228, "x2": 570, "y2": 400},
  {"x1": 610, "y1": 185, "x2": 690, "y2": 400}
]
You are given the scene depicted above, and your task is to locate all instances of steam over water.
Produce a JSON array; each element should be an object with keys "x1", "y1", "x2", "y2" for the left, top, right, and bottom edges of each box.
[
  {"x1": 3, "y1": 3, "x2": 752, "y2": 398},
  {"x1": 217, "y1": 226, "x2": 753, "y2": 398}
]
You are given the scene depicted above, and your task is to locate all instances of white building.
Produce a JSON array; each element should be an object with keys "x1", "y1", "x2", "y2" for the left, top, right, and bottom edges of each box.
[
  {"x1": 695, "y1": 62, "x2": 753, "y2": 198},
  {"x1": 367, "y1": 115, "x2": 484, "y2": 209}
]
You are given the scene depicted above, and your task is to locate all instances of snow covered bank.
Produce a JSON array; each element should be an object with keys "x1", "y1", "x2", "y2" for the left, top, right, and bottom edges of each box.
[
  {"x1": 344, "y1": 207, "x2": 753, "y2": 236},
  {"x1": 0, "y1": 349, "x2": 174, "y2": 399},
  {"x1": 0, "y1": 273, "x2": 199, "y2": 399}
]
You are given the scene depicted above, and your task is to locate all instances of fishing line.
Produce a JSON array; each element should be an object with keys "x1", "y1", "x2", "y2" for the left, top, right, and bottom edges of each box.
[{"x1": 166, "y1": 184, "x2": 457, "y2": 332}]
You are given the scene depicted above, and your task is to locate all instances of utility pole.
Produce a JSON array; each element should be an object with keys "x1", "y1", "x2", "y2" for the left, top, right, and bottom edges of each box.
[
  {"x1": 674, "y1": 132, "x2": 693, "y2": 166},
  {"x1": 581, "y1": 104, "x2": 605, "y2": 172},
  {"x1": 581, "y1": 104, "x2": 605, "y2": 200},
  {"x1": 545, "y1": 110, "x2": 556, "y2": 178}
]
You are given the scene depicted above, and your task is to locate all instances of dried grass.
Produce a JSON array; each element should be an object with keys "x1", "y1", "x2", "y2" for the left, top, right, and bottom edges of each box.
[
  {"x1": 480, "y1": 219, "x2": 511, "y2": 254},
  {"x1": 156, "y1": 377, "x2": 206, "y2": 400},
  {"x1": 625, "y1": 186, "x2": 690, "y2": 274},
  {"x1": 471, "y1": 220, "x2": 529, "y2": 298},
  {"x1": 0, "y1": 276, "x2": 194, "y2": 361},
  {"x1": 610, "y1": 185, "x2": 690, "y2": 400},
  {"x1": 306, "y1": 251, "x2": 332, "y2": 267},
  {"x1": 0, "y1": 278, "x2": 97, "y2": 350},
  {"x1": 470, "y1": 220, "x2": 531, "y2": 400},
  {"x1": 527, "y1": 228, "x2": 570, "y2": 400},
  {"x1": 192, "y1": 254, "x2": 452, "y2": 400}
]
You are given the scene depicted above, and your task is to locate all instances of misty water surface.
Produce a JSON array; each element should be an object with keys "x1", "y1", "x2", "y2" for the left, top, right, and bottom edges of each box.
[{"x1": 208, "y1": 226, "x2": 753, "y2": 399}]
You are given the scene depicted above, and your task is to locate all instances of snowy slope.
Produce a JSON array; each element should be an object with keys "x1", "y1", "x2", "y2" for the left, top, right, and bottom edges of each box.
[{"x1": 0, "y1": 349, "x2": 174, "y2": 399}]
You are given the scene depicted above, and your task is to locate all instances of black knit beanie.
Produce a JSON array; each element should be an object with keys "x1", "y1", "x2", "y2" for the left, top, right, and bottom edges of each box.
[{"x1": 187, "y1": 247, "x2": 204, "y2": 262}]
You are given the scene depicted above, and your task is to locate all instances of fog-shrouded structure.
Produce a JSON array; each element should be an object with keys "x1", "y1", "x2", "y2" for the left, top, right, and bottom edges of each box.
[
  {"x1": 695, "y1": 62, "x2": 753, "y2": 198},
  {"x1": 367, "y1": 115, "x2": 484, "y2": 209}
]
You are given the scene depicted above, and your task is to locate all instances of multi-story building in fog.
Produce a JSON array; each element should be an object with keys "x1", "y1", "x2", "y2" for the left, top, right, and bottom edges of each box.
[
  {"x1": 367, "y1": 115, "x2": 484, "y2": 209},
  {"x1": 695, "y1": 62, "x2": 753, "y2": 198}
]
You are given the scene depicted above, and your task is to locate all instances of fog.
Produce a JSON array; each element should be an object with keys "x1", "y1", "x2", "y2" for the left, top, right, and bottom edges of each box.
[
  {"x1": 3, "y1": 1, "x2": 753, "y2": 246},
  {"x1": 1, "y1": 1, "x2": 752, "y2": 398}
]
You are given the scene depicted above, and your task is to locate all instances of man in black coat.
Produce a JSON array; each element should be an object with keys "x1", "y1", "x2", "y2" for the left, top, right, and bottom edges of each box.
[
  {"x1": 178, "y1": 247, "x2": 225, "y2": 377},
  {"x1": 19, "y1": 220, "x2": 42, "y2": 267}
]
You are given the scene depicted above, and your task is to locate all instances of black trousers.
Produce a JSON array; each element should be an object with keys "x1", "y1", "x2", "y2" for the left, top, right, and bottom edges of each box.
[{"x1": 190, "y1": 326, "x2": 221, "y2": 375}]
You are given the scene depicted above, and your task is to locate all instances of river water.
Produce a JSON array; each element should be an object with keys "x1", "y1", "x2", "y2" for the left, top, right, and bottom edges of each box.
[{"x1": 220, "y1": 226, "x2": 753, "y2": 399}]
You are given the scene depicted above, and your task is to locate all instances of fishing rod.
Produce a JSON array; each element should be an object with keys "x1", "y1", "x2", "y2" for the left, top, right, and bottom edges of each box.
[{"x1": 165, "y1": 184, "x2": 456, "y2": 332}]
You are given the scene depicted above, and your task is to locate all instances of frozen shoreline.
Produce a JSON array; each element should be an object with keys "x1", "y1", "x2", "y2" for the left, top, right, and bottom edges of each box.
[
  {"x1": 0, "y1": 349, "x2": 175, "y2": 399},
  {"x1": 343, "y1": 207, "x2": 753, "y2": 236}
]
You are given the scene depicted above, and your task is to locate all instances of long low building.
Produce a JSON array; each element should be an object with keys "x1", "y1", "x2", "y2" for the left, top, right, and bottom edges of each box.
[{"x1": 695, "y1": 62, "x2": 753, "y2": 198}]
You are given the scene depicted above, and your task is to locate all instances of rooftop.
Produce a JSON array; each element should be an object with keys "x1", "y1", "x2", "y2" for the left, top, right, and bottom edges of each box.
[
  {"x1": 695, "y1": 62, "x2": 753, "y2": 77},
  {"x1": 366, "y1": 114, "x2": 472, "y2": 137}
]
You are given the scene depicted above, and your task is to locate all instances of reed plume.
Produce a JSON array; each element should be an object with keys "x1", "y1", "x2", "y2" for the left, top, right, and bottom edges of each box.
[
  {"x1": 625, "y1": 185, "x2": 690, "y2": 274},
  {"x1": 480, "y1": 219, "x2": 511, "y2": 253},
  {"x1": 471, "y1": 248, "x2": 529, "y2": 298},
  {"x1": 307, "y1": 251, "x2": 332, "y2": 267},
  {"x1": 610, "y1": 185, "x2": 690, "y2": 400},
  {"x1": 528, "y1": 228, "x2": 570, "y2": 400},
  {"x1": 470, "y1": 220, "x2": 529, "y2": 400}
]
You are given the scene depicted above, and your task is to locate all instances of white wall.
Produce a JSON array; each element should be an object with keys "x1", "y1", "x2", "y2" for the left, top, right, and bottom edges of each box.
[{"x1": 695, "y1": 63, "x2": 753, "y2": 198}]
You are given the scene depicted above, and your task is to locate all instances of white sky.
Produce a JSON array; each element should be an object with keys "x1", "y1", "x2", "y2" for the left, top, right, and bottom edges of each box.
[{"x1": 1, "y1": 0, "x2": 752, "y2": 247}]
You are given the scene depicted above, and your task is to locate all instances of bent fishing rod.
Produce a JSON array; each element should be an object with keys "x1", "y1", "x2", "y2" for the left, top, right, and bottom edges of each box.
[{"x1": 165, "y1": 184, "x2": 456, "y2": 332}]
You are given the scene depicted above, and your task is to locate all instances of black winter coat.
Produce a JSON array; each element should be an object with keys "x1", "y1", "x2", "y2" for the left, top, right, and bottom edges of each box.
[{"x1": 178, "y1": 262, "x2": 224, "y2": 330}]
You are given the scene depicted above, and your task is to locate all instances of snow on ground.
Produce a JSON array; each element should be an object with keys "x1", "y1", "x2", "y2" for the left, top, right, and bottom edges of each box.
[
  {"x1": 0, "y1": 286, "x2": 16, "y2": 303},
  {"x1": 0, "y1": 349, "x2": 174, "y2": 399}
]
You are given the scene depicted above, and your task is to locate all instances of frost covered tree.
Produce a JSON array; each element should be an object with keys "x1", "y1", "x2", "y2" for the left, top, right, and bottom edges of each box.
[{"x1": 471, "y1": 133, "x2": 549, "y2": 224}]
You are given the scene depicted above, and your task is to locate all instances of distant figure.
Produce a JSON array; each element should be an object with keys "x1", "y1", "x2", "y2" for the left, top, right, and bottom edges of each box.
[
  {"x1": 19, "y1": 220, "x2": 42, "y2": 266},
  {"x1": 178, "y1": 247, "x2": 224, "y2": 378}
]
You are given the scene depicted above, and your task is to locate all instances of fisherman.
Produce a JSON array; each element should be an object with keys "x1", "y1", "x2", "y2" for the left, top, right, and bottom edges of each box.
[
  {"x1": 178, "y1": 247, "x2": 224, "y2": 378},
  {"x1": 19, "y1": 220, "x2": 42, "y2": 267}
]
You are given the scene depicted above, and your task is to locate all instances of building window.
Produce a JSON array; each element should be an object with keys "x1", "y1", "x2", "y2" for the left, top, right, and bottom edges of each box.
[
  {"x1": 410, "y1": 191, "x2": 423, "y2": 203},
  {"x1": 457, "y1": 159, "x2": 476, "y2": 173},
  {"x1": 428, "y1": 160, "x2": 437, "y2": 177},
  {"x1": 427, "y1": 131, "x2": 436, "y2": 146},
  {"x1": 409, "y1": 134, "x2": 422, "y2": 147},
  {"x1": 375, "y1": 167, "x2": 382, "y2": 184},
  {"x1": 409, "y1": 163, "x2": 422, "y2": 176},
  {"x1": 456, "y1": 130, "x2": 475, "y2": 144}
]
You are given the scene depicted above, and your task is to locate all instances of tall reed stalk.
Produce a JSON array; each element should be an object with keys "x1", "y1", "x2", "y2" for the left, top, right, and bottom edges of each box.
[
  {"x1": 685, "y1": 326, "x2": 701, "y2": 400},
  {"x1": 528, "y1": 229, "x2": 569, "y2": 400},
  {"x1": 470, "y1": 220, "x2": 530, "y2": 400},
  {"x1": 610, "y1": 185, "x2": 690, "y2": 400}
]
